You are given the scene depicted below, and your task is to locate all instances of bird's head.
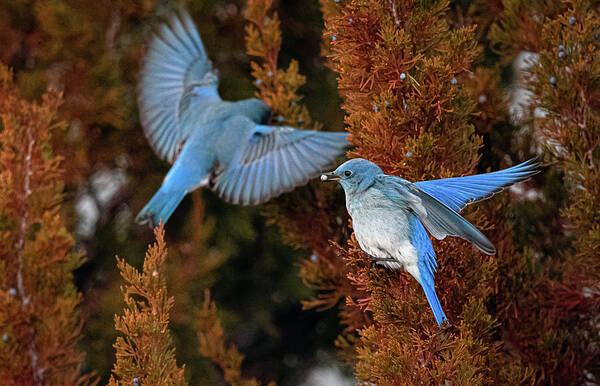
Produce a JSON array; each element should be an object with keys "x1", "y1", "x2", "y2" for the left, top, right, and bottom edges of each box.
[{"x1": 321, "y1": 158, "x2": 382, "y2": 194}]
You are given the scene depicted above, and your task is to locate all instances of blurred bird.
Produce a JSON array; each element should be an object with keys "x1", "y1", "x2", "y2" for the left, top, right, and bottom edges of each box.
[
  {"x1": 136, "y1": 10, "x2": 348, "y2": 226},
  {"x1": 321, "y1": 158, "x2": 539, "y2": 326}
]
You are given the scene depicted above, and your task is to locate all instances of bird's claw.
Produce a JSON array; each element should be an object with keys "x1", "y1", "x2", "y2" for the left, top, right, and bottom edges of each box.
[{"x1": 369, "y1": 256, "x2": 397, "y2": 266}]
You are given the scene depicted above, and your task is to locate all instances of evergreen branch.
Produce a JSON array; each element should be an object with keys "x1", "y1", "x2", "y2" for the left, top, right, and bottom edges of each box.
[
  {"x1": 0, "y1": 63, "x2": 93, "y2": 385},
  {"x1": 109, "y1": 223, "x2": 186, "y2": 386},
  {"x1": 244, "y1": 0, "x2": 371, "y2": 359},
  {"x1": 315, "y1": 0, "x2": 536, "y2": 383},
  {"x1": 489, "y1": 0, "x2": 600, "y2": 381},
  {"x1": 244, "y1": 0, "x2": 360, "y2": 303},
  {"x1": 244, "y1": 0, "x2": 319, "y2": 129},
  {"x1": 15, "y1": 128, "x2": 42, "y2": 384}
]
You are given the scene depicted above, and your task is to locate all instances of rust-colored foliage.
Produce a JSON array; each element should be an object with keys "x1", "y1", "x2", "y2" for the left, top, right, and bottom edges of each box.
[
  {"x1": 109, "y1": 211, "x2": 262, "y2": 385},
  {"x1": 490, "y1": 0, "x2": 600, "y2": 381},
  {"x1": 245, "y1": 0, "x2": 319, "y2": 130},
  {"x1": 489, "y1": 0, "x2": 568, "y2": 62},
  {"x1": 0, "y1": 64, "x2": 93, "y2": 385},
  {"x1": 0, "y1": 0, "x2": 159, "y2": 184},
  {"x1": 197, "y1": 290, "x2": 275, "y2": 386},
  {"x1": 109, "y1": 224, "x2": 186, "y2": 385},
  {"x1": 244, "y1": 1, "x2": 373, "y2": 355},
  {"x1": 167, "y1": 193, "x2": 228, "y2": 327},
  {"x1": 317, "y1": 1, "x2": 536, "y2": 383},
  {"x1": 244, "y1": 0, "x2": 550, "y2": 383}
]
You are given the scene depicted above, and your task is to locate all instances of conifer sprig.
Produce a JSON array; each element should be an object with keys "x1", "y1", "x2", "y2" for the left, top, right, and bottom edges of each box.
[
  {"x1": 0, "y1": 63, "x2": 93, "y2": 385},
  {"x1": 109, "y1": 224, "x2": 186, "y2": 386},
  {"x1": 244, "y1": 0, "x2": 319, "y2": 129},
  {"x1": 312, "y1": 0, "x2": 536, "y2": 382}
]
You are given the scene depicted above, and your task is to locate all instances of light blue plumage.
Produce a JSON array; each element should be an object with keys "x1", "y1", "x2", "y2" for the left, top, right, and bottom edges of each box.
[
  {"x1": 321, "y1": 158, "x2": 539, "y2": 326},
  {"x1": 136, "y1": 10, "x2": 348, "y2": 225}
]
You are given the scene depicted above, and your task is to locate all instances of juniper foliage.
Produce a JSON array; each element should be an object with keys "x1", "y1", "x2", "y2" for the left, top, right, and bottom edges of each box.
[
  {"x1": 109, "y1": 224, "x2": 186, "y2": 385},
  {"x1": 0, "y1": 64, "x2": 93, "y2": 385}
]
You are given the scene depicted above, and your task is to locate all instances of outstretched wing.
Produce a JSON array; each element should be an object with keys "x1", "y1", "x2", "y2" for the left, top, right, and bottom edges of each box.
[
  {"x1": 414, "y1": 159, "x2": 539, "y2": 212},
  {"x1": 138, "y1": 10, "x2": 220, "y2": 163},
  {"x1": 212, "y1": 125, "x2": 348, "y2": 205},
  {"x1": 378, "y1": 175, "x2": 496, "y2": 255}
]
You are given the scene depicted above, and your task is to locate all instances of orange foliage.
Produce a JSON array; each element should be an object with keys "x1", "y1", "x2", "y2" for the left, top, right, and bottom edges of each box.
[
  {"x1": 109, "y1": 224, "x2": 185, "y2": 385},
  {"x1": 0, "y1": 64, "x2": 93, "y2": 385},
  {"x1": 490, "y1": 0, "x2": 600, "y2": 380}
]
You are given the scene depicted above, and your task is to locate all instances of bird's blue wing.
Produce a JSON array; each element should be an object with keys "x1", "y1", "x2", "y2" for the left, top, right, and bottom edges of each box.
[
  {"x1": 138, "y1": 10, "x2": 220, "y2": 163},
  {"x1": 409, "y1": 217, "x2": 447, "y2": 326},
  {"x1": 378, "y1": 175, "x2": 497, "y2": 255},
  {"x1": 212, "y1": 125, "x2": 348, "y2": 205},
  {"x1": 414, "y1": 159, "x2": 539, "y2": 212}
]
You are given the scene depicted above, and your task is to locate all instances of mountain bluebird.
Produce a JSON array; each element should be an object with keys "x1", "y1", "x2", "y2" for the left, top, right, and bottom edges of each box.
[
  {"x1": 136, "y1": 10, "x2": 348, "y2": 226},
  {"x1": 321, "y1": 158, "x2": 539, "y2": 326}
]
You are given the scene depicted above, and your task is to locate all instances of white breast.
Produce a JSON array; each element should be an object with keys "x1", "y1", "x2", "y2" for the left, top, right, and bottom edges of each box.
[{"x1": 349, "y1": 193, "x2": 419, "y2": 277}]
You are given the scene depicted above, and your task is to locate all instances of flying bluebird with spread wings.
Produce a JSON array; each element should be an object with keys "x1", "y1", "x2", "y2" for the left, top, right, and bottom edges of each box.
[
  {"x1": 321, "y1": 158, "x2": 539, "y2": 326},
  {"x1": 135, "y1": 10, "x2": 348, "y2": 226}
]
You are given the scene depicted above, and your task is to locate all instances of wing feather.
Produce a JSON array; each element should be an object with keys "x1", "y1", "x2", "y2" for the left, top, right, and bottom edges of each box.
[
  {"x1": 378, "y1": 175, "x2": 496, "y2": 255},
  {"x1": 211, "y1": 126, "x2": 348, "y2": 205},
  {"x1": 414, "y1": 159, "x2": 540, "y2": 212},
  {"x1": 138, "y1": 10, "x2": 220, "y2": 163}
]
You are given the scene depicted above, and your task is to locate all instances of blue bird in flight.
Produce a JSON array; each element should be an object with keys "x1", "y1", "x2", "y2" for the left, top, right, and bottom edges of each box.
[
  {"x1": 321, "y1": 158, "x2": 539, "y2": 326},
  {"x1": 136, "y1": 10, "x2": 348, "y2": 226}
]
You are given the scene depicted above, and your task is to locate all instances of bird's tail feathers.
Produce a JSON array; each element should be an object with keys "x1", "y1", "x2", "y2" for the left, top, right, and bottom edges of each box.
[
  {"x1": 136, "y1": 187, "x2": 186, "y2": 227},
  {"x1": 421, "y1": 281, "x2": 448, "y2": 327}
]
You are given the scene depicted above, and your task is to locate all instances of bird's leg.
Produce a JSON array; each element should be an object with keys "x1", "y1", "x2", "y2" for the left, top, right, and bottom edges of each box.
[
  {"x1": 371, "y1": 256, "x2": 397, "y2": 263},
  {"x1": 363, "y1": 251, "x2": 400, "y2": 268},
  {"x1": 366, "y1": 254, "x2": 403, "y2": 270},
  {"x1": 369, "y1": 256, "x2": 397, "y2": 263}
]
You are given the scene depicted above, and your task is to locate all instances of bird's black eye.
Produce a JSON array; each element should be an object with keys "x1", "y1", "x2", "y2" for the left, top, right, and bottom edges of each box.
[{"x1": 344, "y1": 170, "x2": 352, "y2": 177}]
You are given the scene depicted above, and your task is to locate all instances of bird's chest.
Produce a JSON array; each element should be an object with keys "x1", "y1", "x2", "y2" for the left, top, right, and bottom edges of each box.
[{"x1": 347, "y1": 193, "x2": 415, "y2": 265}]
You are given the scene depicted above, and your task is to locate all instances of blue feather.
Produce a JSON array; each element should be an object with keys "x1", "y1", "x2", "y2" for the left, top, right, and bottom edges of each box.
[
  {"x1": 136, "y1": 187, "x2": 186, "y2": 226},
  {"x1": 138, "y1": 10, "x2": 217, "y2": 163},
  {"x1": 414, "y1": 159, "x2": 539, "y2": 212},
  {"x1": 327, "y1": 158, "x2": 542, "y2": 326},
  {"x1": 410, "y1": 218, "x2": 447, "y2": 326},
  {"x1": 421, "y1": 278, "x2": 447, "y2": 327},
  {"x1": 136, "y1": 10, "x2": 349, "y2": 226}
]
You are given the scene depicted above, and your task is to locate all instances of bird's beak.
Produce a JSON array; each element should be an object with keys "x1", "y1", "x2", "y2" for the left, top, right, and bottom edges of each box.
[{"x1": 320, "y1": 172, "x2": 341, "y2": 182}]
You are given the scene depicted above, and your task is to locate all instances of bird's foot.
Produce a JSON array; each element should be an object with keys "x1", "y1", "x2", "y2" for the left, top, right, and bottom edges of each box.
[
  {"x1": 368, "y1": 256, "x2": 403, "y2": 271},
  {"x1": 369, "y1": 256, "x2": 397, "y2": 263}
]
